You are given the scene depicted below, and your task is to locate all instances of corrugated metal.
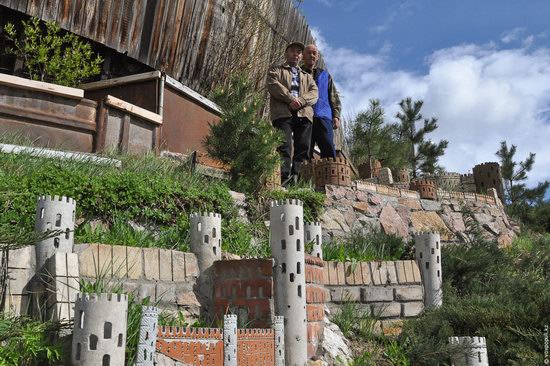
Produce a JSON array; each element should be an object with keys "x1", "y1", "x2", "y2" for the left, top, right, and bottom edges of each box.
[{"x1": 1, "y1": 0, "x2": 317, "y2": 95}]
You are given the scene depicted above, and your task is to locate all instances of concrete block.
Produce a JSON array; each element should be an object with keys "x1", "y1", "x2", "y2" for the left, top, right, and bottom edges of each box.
[
  {"x1": 46, "y1": 276, "x2": 79, "y2": 306},
  {"x1": 184, "y1": 253, "x2": 199, "y2": 278},
  {"x1": 411, "y1": 261, "x2": 422, "y2": 283},
  {"x1": 361, "y1": 287, "x2": 394, "y2": 302},
  {"x1": 402, "y1": 260, "x2": 415, "y2": 284},
  {"x1": 176, "y1": 285, "x2": 200, "y2": 307},
  {"x1": 156, "y1": 282, "x2": 176, "y2": 304},
  {"x1": 371, "y1": 302, "x2": 401, "y2": 319},
  {"x1": 7, "y1": 245, "x2": 35, "y2": 269},
  {"x1": 111, "y1": 245, "x2": 127, "y2": 277},
  {"x1": 402, "y1": 301, "x2": 424, "y2": 317},
  {"x1": 395, "y1": 261, "x2": 407, "y2": 284},
  {"x1": 159, "y1": 249, "x2": 173, "y2": 281},
  {"x1": 6, "y1": 268, "x2": 34, "y2": 295},
  {"x1": 327, "y1": 262, "x2": 339, "y2": 285},
  {"x1": 45, "y1": 252, "x2": 79, "y2": 278},
  {"x1": 370, "y1": 262, "x2": 383, "y2": 285},
  {"x1": 143, "y1": 248, "x2": 160, "y2": 280},
  {"x1": 126, "y1": 246, "x2": 143, "y2": 279},
  {"x1": 172, "y1": 250, "x2": 186, "y2": 281},
  {"x1": 330, "y1": 287, "x2": 360, "y2": 303},
  {"x1": 344, "y1": 262, "x2": 356, "y2": 285},
  {"x1": 394, "y1": 286, "x2": 423, "y2": 301},
  {"x1": 336, "y1": 262, "x2": 345, "y2": 285},
  {"x1": 386, "y1": 262, "x2": 398, "y2": 284},
  {"x1": 77, "y1": 244, "x2": 99, "y2": 277},
  {"x1": 122, "y1": 281, "x2": 139, "y2": 295},
  {"x1": 4, "y1": 294, "x2": 30, "y2": 316}
]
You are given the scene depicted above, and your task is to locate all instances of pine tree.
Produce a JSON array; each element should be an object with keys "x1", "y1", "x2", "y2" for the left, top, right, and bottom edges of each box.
[
  {"x1": 204, "y1": 74, "x2": 282, "y2": 194},
  {"x1": 396, "y1": 97, "x2": 448, "y2": 177},
  {"x1": 349, "y1": 99, "x2": 408, "y2": 170},
  {"x1": 495, "y1": 141, "x2": 549, "y2": 208}
]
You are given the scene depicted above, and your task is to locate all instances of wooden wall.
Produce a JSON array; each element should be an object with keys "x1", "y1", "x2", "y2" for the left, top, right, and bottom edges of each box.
[{"x1": 0, "y1": 0, "x2": 316, "y2": 95}]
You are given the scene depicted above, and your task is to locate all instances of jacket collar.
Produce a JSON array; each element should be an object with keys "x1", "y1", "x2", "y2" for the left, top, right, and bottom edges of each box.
[{"x1": 282, "y1": 62, "x2": 302, "y2": 71}]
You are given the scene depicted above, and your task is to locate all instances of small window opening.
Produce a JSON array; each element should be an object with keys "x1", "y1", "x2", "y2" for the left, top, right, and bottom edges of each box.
[
  {"x1": 102, "y1": 355, "x2": 110, "y2": 366},
  {"x1": 89, "y1": 334, "x2": 98, "y2": 350},
  {"x1": 54, "y1": 237, "x2": 60, "y2": 248},
  {"x1": 297, "y1": 262, "x2": 301, "y2": 274},
  {"x1": 290, "y1": 273, "x2": 295, "y2": 282},
  {"x1": 281, "y1": 239, "x2": 286, "y2": 250},
  {"x1": 55, "y1": 213, "x2": 62, "y2": 227},
  {"x1": 289, "y1": 225, "x2": 294, "y2": 235},
  {"x1": 282, "y1": 263, "x2": 286, "y2": 273}
]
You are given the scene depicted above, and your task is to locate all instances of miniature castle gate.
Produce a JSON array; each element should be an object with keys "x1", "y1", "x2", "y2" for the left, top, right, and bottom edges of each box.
[{"x1": 155, "y1": 315, "x2": 284, "y2": 366}]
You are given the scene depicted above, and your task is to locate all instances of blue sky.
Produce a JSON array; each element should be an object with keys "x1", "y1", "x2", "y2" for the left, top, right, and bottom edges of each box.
[{"x1": 299, "y1": 0, "x2": 550, "y2": 192}]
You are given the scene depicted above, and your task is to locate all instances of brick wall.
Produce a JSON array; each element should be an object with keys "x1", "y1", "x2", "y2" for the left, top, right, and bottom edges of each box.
[
  {"x1": 305, "y1": 255, "x2": 329, "y2": 358},
  {"x1": 4, "y1": 245, "x2": 35, "y2": 315},
  {"x1": 156, "y1": 326, "x2": 223, "y2": 365},
  {"x1": 237, "y1": 329, "x2": 275, "y2": 365},
  {"x1": 324, "y1": 260, "x2": 424, "y2": 335},
  {"x1": 74, "y1": 244, "x2": 199, "y2": 315},
  {"x1": 213, "y1": 259, "x2": 274, "y2": 328}
]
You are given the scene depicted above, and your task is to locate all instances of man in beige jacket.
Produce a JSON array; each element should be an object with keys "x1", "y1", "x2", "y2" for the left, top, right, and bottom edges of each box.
[{"x1": 267, "y1": 41, "x2": 318, "y2": 185}]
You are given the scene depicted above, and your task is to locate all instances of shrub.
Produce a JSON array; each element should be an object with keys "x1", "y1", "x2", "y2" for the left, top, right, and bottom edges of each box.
[
  {"x1": 3, "y1": 17, "x2": 103, "y2": 87},
  {"x1": 261, "y1": 185, "x2": 325, "y2": 222}
]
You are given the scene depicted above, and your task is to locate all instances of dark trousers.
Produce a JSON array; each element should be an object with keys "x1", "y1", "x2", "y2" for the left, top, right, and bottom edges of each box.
[
  {"x1": 272, "y1": 116, "x2": 312, "y2": 181},
  {"x1": 310, "y1": 117, "x2": 336, "y2": 159}
]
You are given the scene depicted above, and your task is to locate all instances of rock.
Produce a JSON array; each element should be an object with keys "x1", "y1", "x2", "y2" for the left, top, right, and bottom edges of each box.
[
  {"x1": 497, "y1": 233, "x2": 513, "y2": 248},
  {"x1": 368, "y1": 194, "x2": 381, "y2": 206},
  {"x1": 356, "y1": 191, "x2": 369, "y2": 202},
  {"x1": 398, "y1": 198, "x2": 422, "y2": 210},
  {"x1": 221, "y1": 252, "x2": 242, "y2": 260},
  {"x1": 321, "y1": 208, "x2": 350, "y2": 232},
  {"x1": 229, "y1": 190, "x2": 249, "y2": 223},
  {"x1": 352, "y1": 201, "x2": 377, "y2": 217},
  {"x1": 420, "y1": 199, "x2": 441, "y2": 211},
  {"x1": 473, "y1": 212, "x2": 493, "y2": 226},
  {"x1": 482, "y1": 222, "x2": 501, "y2": 236},
  {"x1": 440, "y1": 212, "x2": 466, "y2": 233},
  {"x1": 357, "y1": 215, "x2": 382, "y2": 231},
  {"x1": 345, "y1": 189, "x2": 357, "y2": 200},
  {"x1": 317, "y1": 317, "x2": 353, "y2": 365},
  {"x1": 155, "y1": 353, "x2": 187, "y2": 366},
  {"x1": 410, "y1": 211, "x2": 453, "y2": 240},
  {"x1": 379, "y1": 204, "x2": 409, "y2": 238},
  {"x1": 326, "y1": 185, "x2": 347, "y2": 200},
  {"x1": 395, "y1": 205, "x2": 411, "y2": 225}
]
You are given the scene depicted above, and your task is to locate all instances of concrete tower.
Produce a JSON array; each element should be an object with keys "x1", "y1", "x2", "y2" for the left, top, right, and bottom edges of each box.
[
  {"x1": 223, "y1": 314, "x2": 237, "y2": 366},
  {"x1": 270, "y1": 199, "x2": 308, "y2": 366},
  {"x1": 136, "y1": 306, "x2": 159, "y2": 366},
  {"x1": 71, "y1": 293, "x2": 128, "y2": 366},
  {"x1": 34, "y1": 195, "x2": 76, "y2": 269},
  {"x1": 274, "y1": 315, "x2": 285, "y2": 366},
  {"x1": 449, "y1": 336, "x2": 490, "y2": 366},
  {"x1": 189, "y1": 212, "x2": 222, "y2": 272},
  {"x1": 304, "y1": 221, "x2": 323, "y2": 260},
  {"x1": 414, "y1": 231, "x2": 443, "y2": 308}
]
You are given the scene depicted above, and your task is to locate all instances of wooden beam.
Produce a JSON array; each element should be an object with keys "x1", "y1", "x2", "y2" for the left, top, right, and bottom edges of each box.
[
  {"x1": 104, "y1": 95, "x2": 162, "y2": 125},
  {"x1": 0, "y1": 73, "x2": 84, "y2": 99},
  {"x1": 80, "y1": 71, "x2": 162, "y2": 90}
]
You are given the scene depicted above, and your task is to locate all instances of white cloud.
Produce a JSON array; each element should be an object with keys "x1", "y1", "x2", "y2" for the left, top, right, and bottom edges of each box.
[{"x1": 312, "y1": 28, "x2": 550, "y2": 188}]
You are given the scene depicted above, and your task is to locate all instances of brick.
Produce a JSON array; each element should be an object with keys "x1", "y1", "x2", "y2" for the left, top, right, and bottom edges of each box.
[
  {"x1": 97, "y1": 244, "x2": 113, "y2": 277},
  {"x1": 381, "y1": 319, "x2": 403, "y2": 336},
  {"x1": 402, "y1": 301, "x2": 424, "y2": 317},
  {"x1": 330, "y1": 286, "x2": 360, "y2": 303},
  {"x1": 327, "y1": 261, "x2": 339, "y2": 285},
  {"x1": 184, "y1": 253, "x2": 199, "y2": 278},
  {"x1": 172, "y1": 250, "x2": 186, "y2": 281},
  {"x1": 44, "y1": 252, "x2": 79, "y2": 278},
  {"x1": 402, "y1": 260, "x2": 415, "y2": 284},
  {"x1": 395, "y1": 261, "x2": 407, "y2": 284},
  {"x1": 386, "y1": 262, "x2": 398, "y2": 284},
  {"x1": 159, "y1": 249, "x2": 173, "y2": 281},
  {"x1": 307, "y1": 304, "x2": 324, "y2": 321},
  {"x1": 137, "y1": 283, "x2": 156, "y2": 302},
  {"x1": 370, "y1": 262, "x2": 383, "y2": 285},
  {"x1": 143, "y1": 248, "x2": 160, "y2": 280},
  {"x1": 322, "y1": 265, "x2": 329, "y2": 285},
  {"x1": 126, "y1": 246, "x2": 143, "y2": 279},
  {"x1": 111, "y1": 245, "x2": 127, "y2": 278},
  {"x1": 344, "y1": 262, "x2": 355, "y2": 285},
  {"x1": 394, "y1": 286, "x2": 423, "y2": 301},
  {"x1": 78, "y1": 244, "x2": 99, "y2": 277},
  {"x1": 411, "y1": 261, "x2": 422, "y2": 283},
  {"x1": 336, "y1": 262, "x2": 345, "y2": 285},
  {"x1": 371, "y1": 302, "x2": 401, "y2": 318},
  {"x1": 7, "y1": 245, "x2": 35, "y2": 269},
  {"x1": 361, "y1": 287, "x2": 394, "y2": 302},
  {"x1": 360, "y1": 262, "x2": 372, "y2": 285}
]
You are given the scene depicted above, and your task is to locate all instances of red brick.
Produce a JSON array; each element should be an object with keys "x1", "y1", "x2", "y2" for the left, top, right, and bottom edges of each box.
[{"x1": 307, "y1": 304, "x2": 324, "y2": 322}]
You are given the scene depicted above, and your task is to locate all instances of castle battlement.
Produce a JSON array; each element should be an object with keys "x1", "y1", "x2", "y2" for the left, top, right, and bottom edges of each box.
[
  {"x1": 270, "y1": 199, "x2": 303, "y2": 207},
  {"x1": 189, "y1": 212, "x2": 221, "y2": 219},
  {"x1": 157, "y1": 326, "x2": 223, "y2": 339},
  {"x1": 76, "y1": 292, "x2": 128, "y2": 303},
  {"x1": 37, "y1": 195, "x2": 76, "y2": 205},
  {"x1": 449, "y1": 336, "x2": 487, "y2": 347}
]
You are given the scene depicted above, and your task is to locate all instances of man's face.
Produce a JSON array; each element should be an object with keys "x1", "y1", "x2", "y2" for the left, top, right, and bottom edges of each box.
[
  {"x1": 304, "y1": 46, "x2": 319, "y2": 68},
  {"x1": 285, "y1": 46, "x2": 303, "y2": 66}
]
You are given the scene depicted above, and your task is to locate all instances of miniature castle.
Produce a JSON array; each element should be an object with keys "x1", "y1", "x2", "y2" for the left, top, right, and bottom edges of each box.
[
  {"x1": 414, "y1": 232, "x2": 443, "y2": 308},
  {"x1": 449, "y1": 336, "x2": 490, "y2": 366}
]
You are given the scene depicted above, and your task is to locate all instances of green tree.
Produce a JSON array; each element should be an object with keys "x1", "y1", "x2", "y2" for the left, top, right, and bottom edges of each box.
[
  {"x1": 204, "y1": 73, "x2": 282, "y2": 194},
  {"x1": 3, "y1": 17, "x2": 103, "y2": 87},
  {"x1": 348, "y1": 99, "x2": 408, "y2": 171},
  {"x1": 496, "y1": 141, "x2": 549, "y2": 221},
  {"x1": 396, "y1": 97, "x2": 448, "y2": 177}
]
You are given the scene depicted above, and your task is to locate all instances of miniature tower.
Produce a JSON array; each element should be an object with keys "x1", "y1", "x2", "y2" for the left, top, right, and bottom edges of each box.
[
  {"x1": 274, "y1": 315, "x2": 285, "y2": 366},
  {"x1": 189, "y1": 212, "x2": 222, "y2": 272},
  {"x1": 135, "y1": 306, "x2": 159, "y2": 366},
  {"x1": 71, "y1": 293, "x2": 128, "y2": 366},
  {"x1": 270, "y1": 199, "x2": 308, "y2": 366},
  {"x1": 34, "y1": 195, "x2": 76, "y2": 269},
  {"x1": 449, "y1": 336, "x2": 489, "y2": 366},
  {"x1": 223, "y1": 314, "x2": 237, "y2": 366},
  {"x1": 304, "y1": 221, "x2": 323, "y2": 260},
  {"x1": 414, "y1": 232, "x2": 443, "y2": 308}
]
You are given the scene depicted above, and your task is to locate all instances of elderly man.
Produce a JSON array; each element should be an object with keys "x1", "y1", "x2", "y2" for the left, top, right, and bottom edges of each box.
[
  {"x1": 267, "y1": 41, "x2": 318, "y2": 185},
  {"x1": 303, "y1": 44, "x2": 342, "y2": 159}
]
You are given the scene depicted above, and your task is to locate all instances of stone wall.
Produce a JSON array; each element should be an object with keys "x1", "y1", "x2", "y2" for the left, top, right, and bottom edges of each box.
[
  {"x1": 4, "y1": 245, "x2": 35, "y2": 315},
  {"x1": 74, "y1": 244, "x2": 200, "y2": 318},
  {"x1": 324, "y1": 260, "x2": 424, "y2": 335},
  {"x1": 322, "y1": 182, "x2": 516, "y2": 247}
]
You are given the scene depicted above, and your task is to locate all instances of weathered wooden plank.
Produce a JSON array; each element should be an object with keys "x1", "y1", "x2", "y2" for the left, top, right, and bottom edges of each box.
[
  {"x1": 95, "y1": 0, "x2": 110, "y2": 45},
  {"x1": 42, "y1": 0, "x2": 60, "y2": 22},
  {"x1": 106, "y1": 0, "x2": 123, "y2": 50}
]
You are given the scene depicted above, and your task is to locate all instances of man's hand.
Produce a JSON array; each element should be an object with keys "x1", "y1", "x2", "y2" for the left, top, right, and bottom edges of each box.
[
  {"x1": 290, "y1": 98, "x2": 302, "y2": 111},
  {"x1": 332, "y1": 117, "x2": 340, "y2": 129}
]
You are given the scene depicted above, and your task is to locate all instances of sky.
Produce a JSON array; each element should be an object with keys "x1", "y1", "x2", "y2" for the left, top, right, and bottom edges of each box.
[{"x1": 298, "y1": 0, "x2": 550, "y2": 192}]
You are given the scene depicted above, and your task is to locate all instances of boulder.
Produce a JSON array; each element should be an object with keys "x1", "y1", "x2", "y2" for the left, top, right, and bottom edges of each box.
[{"x1": 379, "y1": 204, "x2": 409, "y2": 238}]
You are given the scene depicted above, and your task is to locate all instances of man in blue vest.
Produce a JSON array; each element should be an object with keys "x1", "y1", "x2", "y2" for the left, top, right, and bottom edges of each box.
[{"x1": 303, "y1": 44, "x2": 342, "y2": 159}]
